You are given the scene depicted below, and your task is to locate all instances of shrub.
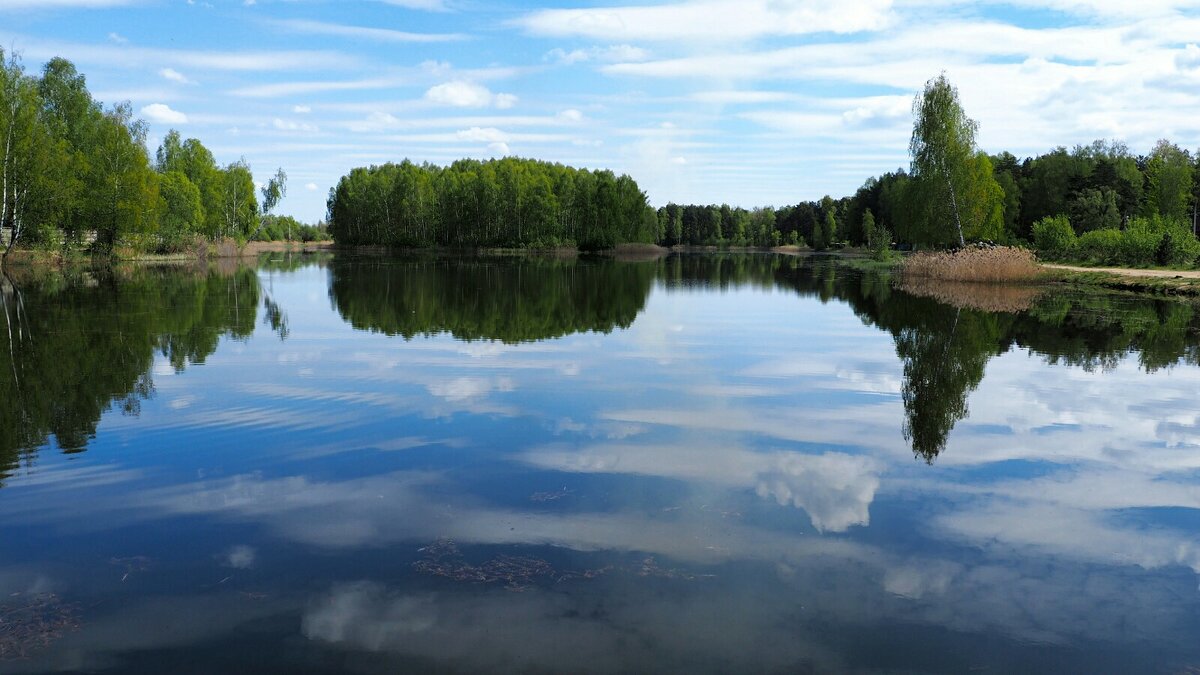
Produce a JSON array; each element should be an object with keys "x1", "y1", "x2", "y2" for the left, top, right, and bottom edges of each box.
[
  {"x1": 1075, "y1": 228, "x2": 1123, "y2": 265},
  {"x1": 1032, "y1": 215, "x2": 1075, "y2": 259},
  {"x1": 1150, "y1": 221, "x2": 1200, "y2": 266},
  {"x1": 901, "y1": 244, "x2": 1039, "y2": 282}
]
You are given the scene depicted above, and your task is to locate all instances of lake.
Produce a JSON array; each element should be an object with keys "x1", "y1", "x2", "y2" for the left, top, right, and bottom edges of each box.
[{"x1": 2, "y1": 252, "x2": 1199, "y2": 673}]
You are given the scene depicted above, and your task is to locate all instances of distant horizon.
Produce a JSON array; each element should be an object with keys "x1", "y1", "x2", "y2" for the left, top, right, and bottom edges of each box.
[{"x1": 3, "y1": 0, "x2": 1199, "y2": 223}]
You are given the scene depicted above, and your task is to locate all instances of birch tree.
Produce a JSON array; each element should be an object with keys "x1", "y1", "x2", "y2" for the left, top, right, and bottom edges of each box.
[{"x1": 908, "y1": 74, "x2": 979, "y2": 247}]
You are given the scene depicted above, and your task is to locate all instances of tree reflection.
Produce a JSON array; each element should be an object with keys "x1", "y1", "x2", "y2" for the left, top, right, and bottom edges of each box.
[
  {"x1": 0, "y1": 266, "x2": 260, "y2": 483},
  {"x1": 9, "y1": 253, "x2": 1200, "y2": 475},
  {"x1": 328, "y1": 256, "x2": 656, "y2": 343}
]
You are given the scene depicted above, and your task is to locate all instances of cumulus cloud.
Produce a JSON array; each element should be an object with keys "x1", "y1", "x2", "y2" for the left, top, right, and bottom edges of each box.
[
  {"x1": 158, "y1": 67, "x2": 194, "y2": 84},
  {"x1": 425, "y1": 81, "x2": 518, "y2": 109},
  {"x1": 140, "y1": 103, "x2": 187, "y2": 124}
]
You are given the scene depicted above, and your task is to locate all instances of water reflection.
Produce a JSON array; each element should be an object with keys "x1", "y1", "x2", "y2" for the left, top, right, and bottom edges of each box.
[
  {"x1": 8, "y1": 254, "x2": 1200, "y2": 474},
  {"x1": 328, "y1": 256, "x2": 655, "y2": 343},
  {"x1": 4, "y1": 253, "x2": 1200, "y2": 672},
  {"x1": 0, "y1": 266, "x2": 258, "y2": 483}
]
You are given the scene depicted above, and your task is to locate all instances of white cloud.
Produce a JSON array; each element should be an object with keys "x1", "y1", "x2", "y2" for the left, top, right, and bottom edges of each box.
[
  {"x1": 373, "y1": 0, "x2": 448, "y2": 9},
  {"x1": 557, "y1": 108, "x2": 584, "y2": 123},
  {"x1": 545, "y1": 44, "x2": 649, "y2": 65},
  {"x1": 305, "y1": 182, "x2": 319, "y2": 191},
  {"x1": 140, "y1": 103, "x2": 187, "y2": 124},
  {"x1": 107, "y1": 31, "x2": 128, "y2": 44},
  {"x1": 520, "y1": 0, "x2": 893, "y2": 42},
  {"x1": 494, "y1": 93, "x2": 518, "y2": 109},
  {"x1": 292, "y1": 104, "x2": 311, "y2": 113},
  {"x1": 425, "y1": 81, "x2": 518, "y2": 109},
  {"x1": 271, "y1": 18, "x2": 466, "y2": 43},
  {"x1": 158, "y1": 67, "x2": 194, "y2": 85},
  {"x1": 231, "y1": 77, "x2": 404, "y2": 99},
  {"x1": 272, "y1": 117, "x2": 319, "y2": 133}
]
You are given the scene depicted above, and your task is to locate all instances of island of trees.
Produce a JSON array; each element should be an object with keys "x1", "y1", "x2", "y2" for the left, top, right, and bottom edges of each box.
[{"x1": 326, "y1": 158, "x2": 656, "y2": 250}]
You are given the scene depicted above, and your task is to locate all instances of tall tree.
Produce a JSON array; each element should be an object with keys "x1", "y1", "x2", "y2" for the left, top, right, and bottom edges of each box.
[
  {"x1": 1144, "y1": 139, "x2": 1194, "y2": 223},
  {"x1": 250, "y1": 167, "x2": 288, "y2": 240},
  {"x1": 908, "y1": 73, "x2": 979, "y2": 247},
  {"x1": 219, "y1": 159, "x2": 257, "y2": 240},
  {"x1": 89, "y1": 102, "x2": 154, "y2": 250}
]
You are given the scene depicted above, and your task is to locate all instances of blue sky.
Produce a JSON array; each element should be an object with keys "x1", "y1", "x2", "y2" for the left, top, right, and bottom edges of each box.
[{"x1": 2, "y1": 0, "x2": 1199, "y2": 222}]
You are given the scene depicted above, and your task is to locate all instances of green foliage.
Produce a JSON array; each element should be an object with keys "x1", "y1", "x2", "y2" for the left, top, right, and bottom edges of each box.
[
  {"x1": 156, "y1": 170, "x2": 203, "y2": 252},
  {"x1": 961, "y1": 152, "x2": 1005, "y2": 241},
  {"x1": 908, "y1": 73, "x2": 981, "y2": 246},
  {"x1": 1061, "y1": 215, "x2": 1200, "y2": 267},
  {"x1": 252, "y1": 215, "x2": 328, "y2": 242},
  {"x1": 328, "y1": 158, "x2": 649, "y2": 250},
  {"x1": 1074, "y1": 227, "x2": 1121, "y2": 264},
  {"x1": 864, "y1": 209, "x2": 891, "y2": 260},
  {"x1": 1032, "y1": 215, "x2": 1076, "y2": 258},
  {"x1": 1144, "y1": 140, "x2": 1194, "y2": 222},
  {"x1": 0, "y1": 56, "x2": 276, "y2": 259},
  {"x1": 1068, "y1": 187, "x2": 1121, "y2": 233}
]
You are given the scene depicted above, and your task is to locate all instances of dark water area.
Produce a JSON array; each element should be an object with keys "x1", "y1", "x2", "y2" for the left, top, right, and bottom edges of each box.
[{"x1": 2, "y1": 253, "x2": 1200, "y2": 673}]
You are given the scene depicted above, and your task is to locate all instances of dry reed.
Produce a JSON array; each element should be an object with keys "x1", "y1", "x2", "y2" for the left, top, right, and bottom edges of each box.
[{"x1": 901, "y1": 245, "x2": 1040, "y2": 283}]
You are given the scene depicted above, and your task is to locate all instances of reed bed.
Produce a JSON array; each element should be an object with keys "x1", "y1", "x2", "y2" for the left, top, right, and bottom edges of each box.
[{"x1": 901, "y1": 245, "x2": 1040, "y2": 283}]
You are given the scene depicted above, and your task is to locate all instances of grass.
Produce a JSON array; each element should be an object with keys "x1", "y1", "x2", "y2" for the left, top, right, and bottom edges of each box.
[{"x1": 901, "y1": 245, "x2": 1039, "y2": 282}]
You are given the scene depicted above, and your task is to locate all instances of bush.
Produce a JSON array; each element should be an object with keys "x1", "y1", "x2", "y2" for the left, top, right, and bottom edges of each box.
[
  {"x1": 1075, "y1": 228, "x2": 1123, "y2": 265},
  {"x1": 1068, "y1": 216, "x2": 1200, "y2": 267},
  {"x1": 1119, "y1": 221, "x2": 1161, "y2": 266},
  {"x1": 1032, "y1": 215, "x2": 1075, "y2": 259}
]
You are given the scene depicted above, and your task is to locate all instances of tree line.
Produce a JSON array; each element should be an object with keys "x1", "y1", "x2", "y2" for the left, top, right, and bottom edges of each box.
[
  {"x1": 326, "y1": 158, "x2": 657, "y2": 250},
  {"x1": 0, "y1": 51, "x2": 299, "y2": 262},
  {"x1": 657, "y1": 75, "x2": 1200, "y2": 263}
]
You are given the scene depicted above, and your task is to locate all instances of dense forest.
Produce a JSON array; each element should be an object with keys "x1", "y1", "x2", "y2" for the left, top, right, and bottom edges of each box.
[
  {"x1": 658, "y1": 139, "x2": 1198, "y2": 254},
  {"x1": 0, "y1": 51, "x2": 307, "y2": 261},
  {"x1": 328, "y1": 137, "x2": 1200, "y2": 260},
  {"x1": 326, "y1": 158, "x2": 657, "y2": 250}
]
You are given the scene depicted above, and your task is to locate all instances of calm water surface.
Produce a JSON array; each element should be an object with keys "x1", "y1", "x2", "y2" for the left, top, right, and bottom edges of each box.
[{"x1": 2, "y1": 253, "x2": 1200, "y2": 673}]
